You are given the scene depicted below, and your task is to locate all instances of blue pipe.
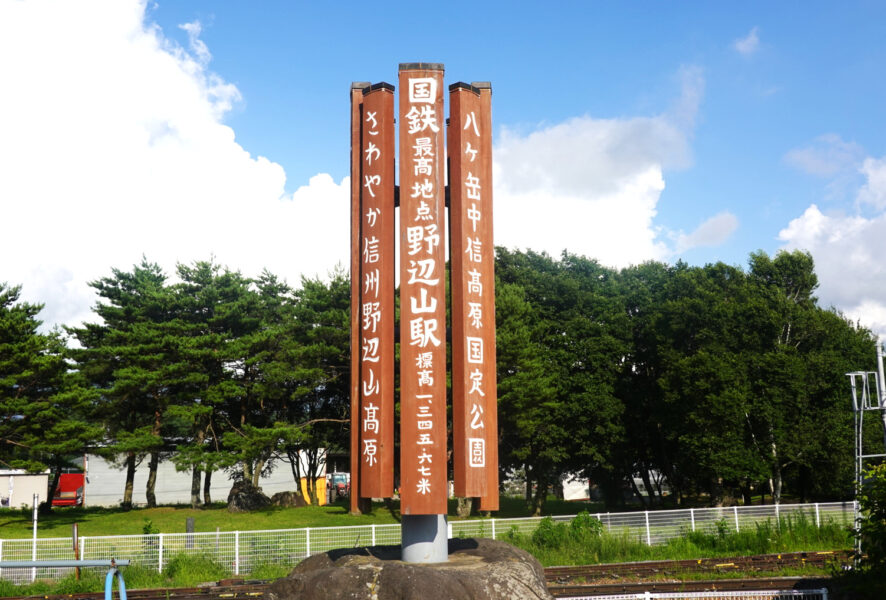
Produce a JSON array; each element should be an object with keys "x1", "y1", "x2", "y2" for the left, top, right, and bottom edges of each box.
[{"x1": 104, "y1": 567, "x2": 127, "y2": 600}]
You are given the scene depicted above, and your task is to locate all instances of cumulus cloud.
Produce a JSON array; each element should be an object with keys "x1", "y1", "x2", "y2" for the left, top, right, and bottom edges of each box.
[
  {"x1": 734, "y1": 27, "x2": 760, "y2": 56},
  {"x1": 0, "y1": 0, "x2": 348, "y2": 329},
  {"x1": 779, "y1": 158, "x2": 886, "y2": 337},
  {"x1": 493, "y1": 66, "x2": 716, "y2": 268}
]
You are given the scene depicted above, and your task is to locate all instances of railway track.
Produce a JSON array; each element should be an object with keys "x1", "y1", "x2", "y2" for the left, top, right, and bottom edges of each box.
[
  {"x1": 15, "y1": 581, "x2": 272, "y2": 600},
  {"x1": 15, "y1": 551, "x2": 849, "y2": 600},
  {"x1": 545, "y1": 550, "x2": 851, "y2": 583},
  {"x1": 548, "y1": 576, "x2": 832, "y2": 598}
]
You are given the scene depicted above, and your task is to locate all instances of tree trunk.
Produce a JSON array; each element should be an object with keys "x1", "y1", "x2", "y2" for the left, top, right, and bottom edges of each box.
[
  {"x1": 190, "y1": 466, "x2": 202, "y2": 509},
  {"x1": 531, "y1": 477, "x2": 547, "y2": 516},
  {"x1": 709, "y1": 478, "x2": 725, "y2": 507},
  {"x1": 203, "y1": 469, "x2": 212, "y2": 505},
  {"x1": 242, "y1": 460, "x2": 253, "y2": 485},
  {"x1": 306, "y1": 473, "x2": 318, "y2": 506},
  {"x1": 146, "y1": 451, "x2": 159, "y2": 508},
  {"x1": 653, "y1": 473, "x2": 666, "y2": 506},
  {"x1": 798, "y1": 466, "x2": 810, "y2": 503},
  {"x1": 740, "y1": 479, "x2": 753, "y2": 506},
  {"x1": 769, "y1": 467, "x2": 783, "y2": 505},
  {"x1": 305, "y1": 450, "x2": 326, "y2": 505},
  {"x1": 122, "y1": 452, "x2": 136, "y2": 509},
  {"x1": 630, "y1": 476, "x2": 649, "y2": 508},
  {"x1": 287, "y1": 450, "x2": 308, "y2": 504},
  {"x1": 769, "y1": 439, "x2": 783, "y2": 505},
  {"x1": 41, "y1": 464, "x2": 62, "y2": 514},
  {"x1": 456, "y1": 497, "x2": 473, "y2": 518},
  {"x1": 640, "y1": 468, "x2": 657, "y2": 506},
  {"x1": 252, "y1": 458, "x2": 264, "y2": 488}
]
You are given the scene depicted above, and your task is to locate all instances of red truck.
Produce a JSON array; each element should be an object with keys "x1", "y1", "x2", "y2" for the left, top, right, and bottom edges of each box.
[{"x1": 52, "y1": 473, "x2": 84, "y2": 507}]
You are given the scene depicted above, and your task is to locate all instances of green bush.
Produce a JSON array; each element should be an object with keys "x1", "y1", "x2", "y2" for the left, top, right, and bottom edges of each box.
[
  {"x1": 51, "y1": 570, "x2": 105, "y2": 594},
  {"x1": 531, "y1": 516, "x2": 568, "y2": 548},
  {"x1": 569, "y1": 510, "x2": 604, "y2": 541},
  {"x1": 859, "y1": 463, "x2": 886, "y2": 573},
  {"x1": 162, "y1": 553, "x2": 228, "y2": 586},
  {"x1": 506, "y1": 509, "x2": 851, "y2": 567}
]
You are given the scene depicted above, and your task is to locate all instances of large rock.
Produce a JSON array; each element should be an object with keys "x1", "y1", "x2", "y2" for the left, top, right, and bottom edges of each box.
[
  {"x1": 268, "y1": 537, "x2": 553, "y2": 600},
  {"x1": 270, "y1": 491, "x2": 308, "y2": 508},
  {"x1": 226, "y1": 480, "x2": 271, "y2": 512}
]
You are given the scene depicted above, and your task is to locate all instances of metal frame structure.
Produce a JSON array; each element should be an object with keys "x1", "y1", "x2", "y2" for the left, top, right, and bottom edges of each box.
[{"x1": 846, "y1": 339, "x2": 886, "y2": 557}]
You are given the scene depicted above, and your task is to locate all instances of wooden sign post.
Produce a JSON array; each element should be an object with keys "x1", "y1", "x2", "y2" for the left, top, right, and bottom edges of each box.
[{"x1": 349, "y1": 63, "x2": 497, "y2": 562}]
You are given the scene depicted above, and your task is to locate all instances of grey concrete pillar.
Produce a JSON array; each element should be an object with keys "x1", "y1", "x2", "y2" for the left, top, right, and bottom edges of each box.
[{"x1": 401, "y1": 514, "x2": 448, "y2": 563}]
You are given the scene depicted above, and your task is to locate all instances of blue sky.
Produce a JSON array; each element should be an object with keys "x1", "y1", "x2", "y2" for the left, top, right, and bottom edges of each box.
[{"x1": 2, "y1": 0, "x2": 886, "y2": 336}]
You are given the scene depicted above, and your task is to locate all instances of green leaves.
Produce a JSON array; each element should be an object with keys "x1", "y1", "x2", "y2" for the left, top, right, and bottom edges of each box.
[
  {"x1": 859, "y1": 464, "x2": 886, "y2": 572},
  {"x1": 64, "y1": 258, "x2": 351, "y2": 505},
  {"x1": 0, "y1": 283, "x2": 100, "y2": 487},
  {"x1": 496, "y1": 248, "x2": 874, "y2": 509}
]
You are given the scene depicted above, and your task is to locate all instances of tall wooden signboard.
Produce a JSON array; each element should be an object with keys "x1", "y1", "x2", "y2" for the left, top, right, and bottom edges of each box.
[
  {"x1": 449, "y1": 82, "x2": 498, "y2": 511},
  {"x1": 358, "y1": 83, "x2": 396, "y2": 498},
  {"x1": 398, "y1": 65, "x2": 448, "y2": 515}
]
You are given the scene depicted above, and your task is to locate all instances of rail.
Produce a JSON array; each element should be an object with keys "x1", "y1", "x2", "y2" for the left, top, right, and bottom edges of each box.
[{"x1": 555, "y1": 590, "x2": 829, "y2": 600}]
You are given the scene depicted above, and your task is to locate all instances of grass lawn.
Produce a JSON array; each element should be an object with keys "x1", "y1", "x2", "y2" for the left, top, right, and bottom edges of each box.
[{"x1": 0, "y1": 496, "x2": 604, "y2": 539}]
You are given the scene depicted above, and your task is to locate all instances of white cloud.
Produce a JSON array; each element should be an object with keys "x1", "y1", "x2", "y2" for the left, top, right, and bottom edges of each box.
[
  {"x1": 784, "y1": 134, "x2": 864, "y2": 178},
  {"x1": 0, "y1": 0, "x2": 720, "y2": 330},
  {"x1": 674, "y1": 212, "x2": 739, "y2": 253},
  {"x1": 779, "y1": 154, "x2": 886, "y2": 336},
  {"x1": 857, "y1": 157, "x2": 886, "y2": 211},
  {"x1": 179, "y1": 21, "x2": 211, "y2": 67},
  {"x1": 0, "y1": 0, "x2": 348, "y2": 329},
  {"x1": 734, "y1": 27, "x2": 760, "y2": 56},
  {"x1": 493, "y1": 67, "x2": 710, "y2": 268}
]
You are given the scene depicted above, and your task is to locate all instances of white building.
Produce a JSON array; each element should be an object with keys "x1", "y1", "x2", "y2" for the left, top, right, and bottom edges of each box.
[
  {"x1": 83, "y1": 453, "x2": 325, "y2": 507},
  {"x1": 0, "y1": 470, "x2": 49, "y2": 509}
]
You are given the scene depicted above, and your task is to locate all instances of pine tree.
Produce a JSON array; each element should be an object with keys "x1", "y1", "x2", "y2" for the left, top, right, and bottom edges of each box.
[
  {"x1": 0, "y1": 283, "x2": 101, "y2": 511},
  {"x1": 67, "y1": 259, "x2": 177, "y2": 508}
]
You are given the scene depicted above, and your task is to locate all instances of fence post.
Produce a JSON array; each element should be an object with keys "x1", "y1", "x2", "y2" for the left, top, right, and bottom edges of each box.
[
  {"x1": 79, "y1": 536, "x2": 85, "y2": 563},
  {"x1": 733, "y1": 506, "x2": 740, "y2": 532},
  {"x1": 815, "y1": 503, "x2": 820, "y2": 528},
  {"x1": 644, "y1": 511, "x2": 651, "y2": 546},
  {"x1": 234, "y1": 531, "x2": 240, "y2": 576},
  {"x1": 690, "y1": 508, "x2": 695, "y2": 532},
  {"x1": 371, "y1": 524, "x2": 376, "y2": 546},
  {"x1": 158, "y1": 533, "x2": 163, "y2": 573},
  {"x1": 491, "y1": 519, "x2": 496, "y2": 540},
  {"x1": 306, "y1": 527, "x2": 311, "y2": 557},
  {"x1": 775, "y1": 503, "x2": 780, "y2": 528},
  {"x1": 0, "y1": 538, "x2": 3, "y2": 578}
]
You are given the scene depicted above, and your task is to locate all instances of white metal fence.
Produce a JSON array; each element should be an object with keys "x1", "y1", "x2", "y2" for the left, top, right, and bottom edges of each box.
[{"x1": 0, "y1": 501, "x2": 855, "y2": 585}]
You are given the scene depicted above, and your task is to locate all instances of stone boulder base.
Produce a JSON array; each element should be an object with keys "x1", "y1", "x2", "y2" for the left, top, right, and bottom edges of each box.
[
  {"x1": 226, "y1": 481, "x2": 271, "y2": 513},
  {"x1": 268, "y1": 537, "x2": 553, "y2": 600}
]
